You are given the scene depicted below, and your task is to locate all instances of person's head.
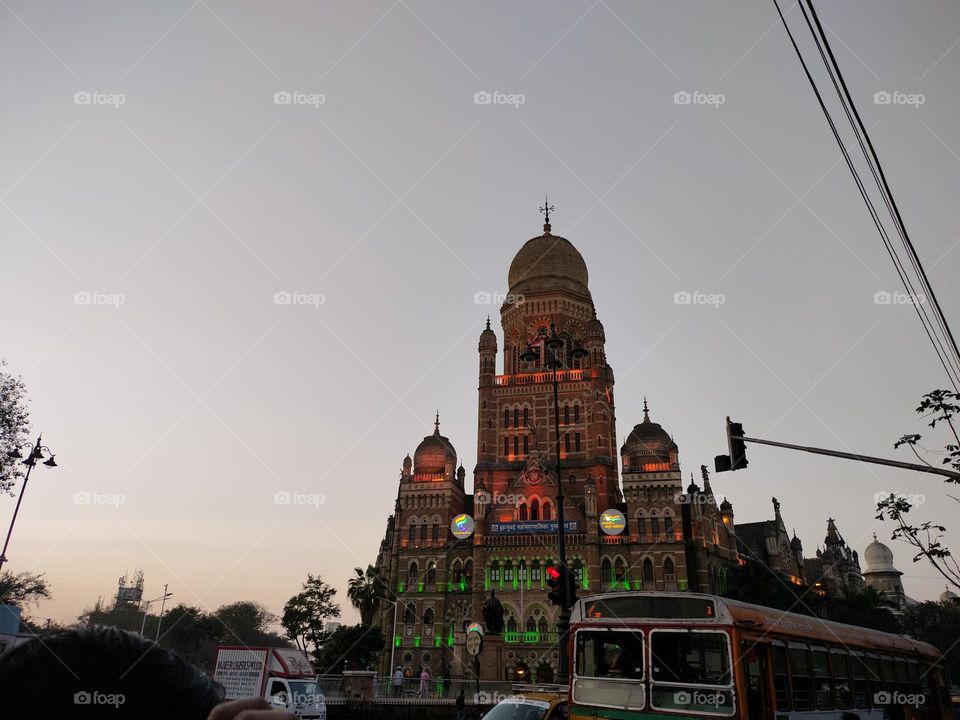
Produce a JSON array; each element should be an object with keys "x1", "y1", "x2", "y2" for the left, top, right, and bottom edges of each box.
[{"x1": 0, "y1": 624, "x2": 224, "y2": 719}]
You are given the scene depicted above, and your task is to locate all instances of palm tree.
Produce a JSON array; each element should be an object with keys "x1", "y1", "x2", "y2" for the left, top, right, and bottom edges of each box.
[{"x1": 348, "y1": 565, "x2": 390, "y2": 627}]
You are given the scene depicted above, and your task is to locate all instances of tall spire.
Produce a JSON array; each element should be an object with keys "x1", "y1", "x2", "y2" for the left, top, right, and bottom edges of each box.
[
  {"x1": 434, "y1": 410, "x2": 440, "y2": 435},
  {"x1": 485, "y1": 315, "x2": 491, "y2": 330},
  {"x1": 643, "y1": 396, "x2": 650, "y2": 422},
  {"x1": 539, "y1": 195, "x2": 554, "y2": 234}
]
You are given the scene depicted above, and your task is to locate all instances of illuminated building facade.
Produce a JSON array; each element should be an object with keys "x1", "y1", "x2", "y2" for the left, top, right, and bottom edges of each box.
[{"x1": 374, "y1": 219, "x2": 738, "y2": 682}]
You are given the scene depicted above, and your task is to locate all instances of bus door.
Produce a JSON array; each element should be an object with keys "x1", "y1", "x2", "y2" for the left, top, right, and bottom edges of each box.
[{"x1": 740, "y1": 641, "x2": 773, "y2": 720}]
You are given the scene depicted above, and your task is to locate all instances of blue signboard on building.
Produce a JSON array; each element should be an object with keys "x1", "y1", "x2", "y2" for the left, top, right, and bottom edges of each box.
[{"x1": 488, "y1": 520, "x2": 579, "y2": 535}]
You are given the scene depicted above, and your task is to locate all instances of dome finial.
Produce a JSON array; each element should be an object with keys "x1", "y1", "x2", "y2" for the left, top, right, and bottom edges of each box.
[
  {"x1": 643, "y1": 396, "x2": 650, "y2": 422},
  {"x1": 485, "y1": 315, "x2": 491, "y2": 330},
  {"x1": 539, "y1": 195, "x2": 554, "y2": 234},
  {"x1": 434, "y1": 410, "x2": 440, "y2": 435}
]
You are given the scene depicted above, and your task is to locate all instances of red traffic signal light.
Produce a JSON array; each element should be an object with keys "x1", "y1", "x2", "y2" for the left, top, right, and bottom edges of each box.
[
  {"x1": 546, "y1": 565, "x2": 560, "y2": 581},
  {"x1": 547, "y1": 564, "x2": 563, "y2": 607}
]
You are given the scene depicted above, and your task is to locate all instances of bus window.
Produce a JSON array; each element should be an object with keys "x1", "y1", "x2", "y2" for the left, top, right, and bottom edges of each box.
[
  {"x1": 894, "y1": 658, "x2": 909, "y2": 694},
  {"x1": 849, "y1": 652, "x2": 869, "y2": 709},
  {"x1": 649, "y1": 630, "x2": 734, "y2": 716},
  {"x1": 831, "y1": 649, "x2": 853, "y2": 709},
  {"x1": 881, "y1": 656, "x2": 897, "y2": 697},
  {"x1": 917, "y1": 661, "x2": 932, "y2": 701},
  {"x1": 812, "y1": 647, "x2": 834, "y2": 710},
  {"x1": 906, "y1": 660, "x2": 921, "y2": 697},
  {"x1": 771, "y1": 643, "x2": 791, "y2": 710},
  {"x1": 573, "y1": 630, "x2": 645, "y2": 712},
  {"x1": 865, "y1": 653, "x2": 882, "y2": 704},
  {"x1": 788, "y1": 643, "x2": 814, "y2": 711}
]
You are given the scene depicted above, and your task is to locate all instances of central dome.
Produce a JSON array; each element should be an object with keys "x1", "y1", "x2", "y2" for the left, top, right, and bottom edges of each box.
[{"x1": 507, "y1": 230, "x2": 590, "y2": 298}]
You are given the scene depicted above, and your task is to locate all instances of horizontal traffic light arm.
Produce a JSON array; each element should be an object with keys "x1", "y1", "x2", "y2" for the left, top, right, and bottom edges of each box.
[{"x1": 732, "y1": 432, "x2": 960, "y2": 481}]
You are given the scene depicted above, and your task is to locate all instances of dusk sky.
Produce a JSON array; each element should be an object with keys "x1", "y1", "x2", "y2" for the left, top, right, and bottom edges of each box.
[{"x1": 3, "y1": 0, "x2": 959, "y2": 626}]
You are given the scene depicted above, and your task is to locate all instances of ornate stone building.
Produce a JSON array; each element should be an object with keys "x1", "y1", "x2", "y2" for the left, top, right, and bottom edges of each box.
[
  {"x1": 735, "y1": 498, "x2": 806, "y2": 586},
  {"x1": 862, "y1": 534, "x2": 907, "y2": 610},
  {"x1": 803, "y1": 519, "x2": 864, "y2": 598},
  {"x1": 374, "y1": 218, "x2": 738, "y2": 682}
]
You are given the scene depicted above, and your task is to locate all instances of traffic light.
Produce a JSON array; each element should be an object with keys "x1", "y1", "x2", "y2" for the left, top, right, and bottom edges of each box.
[
  {"x1": 546, "y1": 565, "x2": 563, "y2": 607},
  {"x1": 715, "y1": 417, "x2": 748, "y2": 472},
  {"x1": 565, "y1": 565, "x2": 579, "y2": 607}
]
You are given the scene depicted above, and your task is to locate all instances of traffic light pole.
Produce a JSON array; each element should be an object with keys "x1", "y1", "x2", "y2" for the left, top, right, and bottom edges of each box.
[{"x1": 732, "y1": 432, "x2": 960, "y2": 480}]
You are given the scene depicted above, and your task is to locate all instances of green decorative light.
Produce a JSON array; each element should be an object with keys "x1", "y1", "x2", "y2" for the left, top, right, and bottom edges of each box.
[
  {"x1": 417, "y1": 582, "x2": 424, "y2": 592},
  {"x1": 434, "y1": 636, "x2": 441, "y2": 648},
  {"x1": 395, "y1": 636, "x2": 401, "y2": 648},
  {"x1": 398, "y1": 581, "x2": 405, "y2": 593},
  {"x1": 414, "y1": 636, "x2": 421, "y2": 648}
]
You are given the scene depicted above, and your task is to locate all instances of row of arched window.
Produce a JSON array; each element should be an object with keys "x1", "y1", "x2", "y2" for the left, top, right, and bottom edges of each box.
[
  {"x1": 518, "y1": 499, "x2": 552, "y2": 521},
  {"x1": 600, "y1": 556, "x2": 677, "y2": 590},
  {"x1": 405, "y1": 559, "x2": 474, "y2": 588}
]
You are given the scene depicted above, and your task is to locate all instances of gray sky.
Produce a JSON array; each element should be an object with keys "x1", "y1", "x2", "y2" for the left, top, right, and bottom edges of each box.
[{"x1": 3, "y1": 0, "x2": 959, "y2": 625}]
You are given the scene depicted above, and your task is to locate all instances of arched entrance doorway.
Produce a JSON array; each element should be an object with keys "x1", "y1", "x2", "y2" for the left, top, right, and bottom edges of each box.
[
  {"x1": 535, "y1": 662, "x2": 554, "y2": 684},
  {"x1": 511, "y1": 660, "x2": 530, "y2": 682}
]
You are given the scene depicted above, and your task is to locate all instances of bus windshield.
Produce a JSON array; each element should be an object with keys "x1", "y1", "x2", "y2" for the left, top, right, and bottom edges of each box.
[{"x1": 649, "y1": 630, "x2": 735, "y2": 716}]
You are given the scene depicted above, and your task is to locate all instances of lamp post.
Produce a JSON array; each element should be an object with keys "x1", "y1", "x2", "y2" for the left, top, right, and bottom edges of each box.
[
  {"x1": 0, "y1": 435, "x2": 57, "y2": 574},
  {"x1": 139, "y1": 587, "x2": 173, "y2": 638},
  {"x1": 520, "y1": 321, "x2": 587, "y2": 684},
  {"x1": 155, "y1": 584, "x2": 172, "y2": 641}
]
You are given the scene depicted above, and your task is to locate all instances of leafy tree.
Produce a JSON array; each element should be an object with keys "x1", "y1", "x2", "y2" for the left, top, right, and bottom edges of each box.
[
  {"x1": 347, "y1": 565, "x2": 391, "y2": 627},
  {"x1": 282, "y1": 574, "x2": 340, "y2": 659},
  {"x1": 213, "y1": 600, "x2": 287, "y2": 647},
  {"x1": 157, "y1": 603, "x2": 224, "y2": 669},
  {"x1": 899, "y1": 599, "x2": 960, "y2": 683},
  {"x1": 0, "y1": 360, "x2": 31, "y2": 494},
  {"x1": 876, "y1": 389, "x2": 960, "y2": 591},
  {"x1": 316, "y1": 624, "x2": 385, "y2": 674},
  {"x1": 0, "y1": 570, "x2": 50, "y2": 626},
  {"x1": 722, "y1": 561, "x2": 814, "y2": 614},
  {"x1": 821, "y1": 587, "x2": 902, "y2": 633}
]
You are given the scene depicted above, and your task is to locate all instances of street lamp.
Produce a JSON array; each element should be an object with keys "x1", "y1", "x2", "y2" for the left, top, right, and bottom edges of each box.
[
  {"x1": 140, "y1": 586, "x2": 173, "y2": 639},
  {"x1": 520, "y1": 321, "x2": 587, "y2": 684},
  {"x1": 0, "y1": 435, "x2": 57, "y2": 574},
  {"x1": 155, "y1": 584, "x2": 172, "y2": 642}
]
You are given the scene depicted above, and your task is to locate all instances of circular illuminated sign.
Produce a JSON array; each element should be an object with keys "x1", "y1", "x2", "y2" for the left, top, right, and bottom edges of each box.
[
  {"x1": 451, "y1": 513, "x2": 475, "y2": 539},
  {"x1": 599, "y1": 509, "x2": 626, "y2": 536},
  {"x1": 466, "y1": 621, "x2": 484, "y2": 636}
]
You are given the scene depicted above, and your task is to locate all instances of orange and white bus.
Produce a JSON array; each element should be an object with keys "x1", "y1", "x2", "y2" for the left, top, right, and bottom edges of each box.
[{"x1": 569, "y1": 591, "x2": 951, "y2": 720}]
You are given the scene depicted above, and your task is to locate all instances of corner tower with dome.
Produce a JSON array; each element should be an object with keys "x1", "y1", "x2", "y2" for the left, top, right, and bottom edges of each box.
[{"x1": 374, "y1": 215, "x2": 739, "y2": 684}]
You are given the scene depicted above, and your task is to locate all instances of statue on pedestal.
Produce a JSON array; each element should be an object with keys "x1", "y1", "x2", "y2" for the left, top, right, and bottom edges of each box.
[{"x1": 482, "y1": 589, "x2": 504, "y2": 635}]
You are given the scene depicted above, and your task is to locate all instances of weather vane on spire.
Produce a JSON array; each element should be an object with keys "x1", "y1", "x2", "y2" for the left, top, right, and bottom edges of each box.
[{"x1": 539, "y1": 195, "x2": 554, "y2": 231}]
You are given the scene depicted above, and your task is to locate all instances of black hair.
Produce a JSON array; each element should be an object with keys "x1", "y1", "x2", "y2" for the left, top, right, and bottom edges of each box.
[{"x1": 0, "y1": 624, "x2": 224, "y2": 719}]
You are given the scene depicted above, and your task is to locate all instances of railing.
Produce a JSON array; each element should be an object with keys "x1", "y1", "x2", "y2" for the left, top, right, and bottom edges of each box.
[
  {"x1": 494, "y1": 369, "x2": 585, "y2": 386},
  {"x1": 484, "y1": 533, "x2": 585, "y2": 547}
]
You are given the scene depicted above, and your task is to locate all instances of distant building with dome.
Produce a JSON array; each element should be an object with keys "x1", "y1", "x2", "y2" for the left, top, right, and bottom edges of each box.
[
  {"x1": 373, "y1": 216, "x2": 738, "y2": 682},
  {"x1": 862, "y1": 534, "x2": 909, "y2": 610}
]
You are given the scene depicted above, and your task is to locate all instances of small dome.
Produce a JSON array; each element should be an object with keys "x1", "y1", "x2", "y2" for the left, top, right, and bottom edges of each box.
[
  {"x1": 790, "y1": 534, "x2": 803, "y2": 551},
  {"x1": 940, "y1": 588, "x2": 958, "y2": 603},
  {"x1": 863, "y1": 535, "x2": 898, "y2": 573},
  {"x1": 507, "y1": 232, "x2": 590, "y2": 299},
  {"x1": 720, "y1": 498, "x2": 733, "y2": 514},
  {"x1": 479, "y1": 317, "x2": 497, "y2": 349},
  {"x1": 621, "y1": 400, "x2": 678, "y2": 467},
  {"x1": 584, "y1": 310, "x2": 605, "y2": 340},
  {"x1": 413, "y1": 414, "x2": 457, "y2": 475}
]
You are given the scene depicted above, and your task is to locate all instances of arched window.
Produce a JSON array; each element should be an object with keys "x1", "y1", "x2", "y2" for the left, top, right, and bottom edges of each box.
[
  {"x1": 664, "y1": 515, "x2": 673, "y2": 536},
  {"x1": 531, "y1": 559, "x2": 541, "y2": 581},
  {"x1": 420, "y1": 524, "x2": 427, "y2": 541},
  {"x1": 452, "y1": 561, "x2": 463, "y2": 584},
  {"x1": 490, "y1": 560, "x2": 500, "y2": 582},
  {"x1": 651, "y1": 516, "x2": 660, "y2": 538},
  {"x1": 518, "y1": 559, "x2": 527, "y2": 583},
  {"x1": 404, "y1": 602, "x2": 416, "y2": 624},
  {"x1": 574, "y1": 404, "x2": 580, "y2": 423},
  {"x1": 507, "y1": 615, "x2": 518, "y2": 633},
  {"x1": 601, "y1": 558, "x2": 612, "y2": 588},
  {"x1": 523, "y1": 407, "x2": 529, "y2": 426},
  {"x1": 664, "y1": 558, "x2": 675, "y2": 589},
  {"x1": 526, "y1": 617, "x2": 536, "y2": 633},
  {"x1": 564, "y1": 405, "x2": 570, "y2": 425},
  {"x1": 514, "y1": 408, "x2": 519, "y2": 427},
  {"x1": 504, "y1": 408, "x2": 510, "y2": 429},
  {"x1": 408, "y1": 524, "x2": 416, "y2": 544},
  {"x1": 530, "y1": 499, "x2": 540, "y2": 521},
  {"x1": 572, "y1": 558, "x2": 584, "y2": 587},
  {"x1": 504, "y1": 560, "x2": 514, "y2": 582},
  {"x1": 614, "y1": 558, "x2": 626, "y2": 584},
  {"x1": 519, "y1": 503, "x2": 528, "y2": 521},
  {"x1": 465, "y1": 560, "x2": 473, "y2": 588},
  {"x1": 642, "y1": 558, "x2": 654, "y2": 583},
  {"x1": 427, "y1": 562, "x2": 436, "y2": 585},
  {"x1": 541, "y1": 502, "x2": 552, "y2": 520},
  {"x1": 423, "y1": 607, "x2": 434, "y2": 625},
  {"x1": 538, "y1": 617, "x2": 548, "y2": 635},
  {"x1": 637, "y1": 515, "x2": 646, "y2": 537}
]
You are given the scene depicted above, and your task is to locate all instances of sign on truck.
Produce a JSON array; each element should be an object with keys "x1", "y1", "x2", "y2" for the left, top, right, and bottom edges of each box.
[{"x1": 213, "y1": 646, "x2": 326, "y2": 720}]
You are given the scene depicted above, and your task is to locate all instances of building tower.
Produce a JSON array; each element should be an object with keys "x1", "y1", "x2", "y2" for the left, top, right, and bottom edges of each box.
[{"x1": 862, "y1": 534, "x2": 906, "y2": 610}]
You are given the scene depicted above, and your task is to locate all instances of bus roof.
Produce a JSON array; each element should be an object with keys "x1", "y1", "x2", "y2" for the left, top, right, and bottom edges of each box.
[{"x1": 572, "y1": 591, "x2": 939, "y2": 659}]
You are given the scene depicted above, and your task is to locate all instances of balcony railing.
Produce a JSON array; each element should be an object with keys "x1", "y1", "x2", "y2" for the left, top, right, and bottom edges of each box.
[
  {"x1": 484, "y1": 533, "x2": 585, "y2": 547},
  {"x1": 494, "y1": 369, "x2": 586, "y2": 386}
]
